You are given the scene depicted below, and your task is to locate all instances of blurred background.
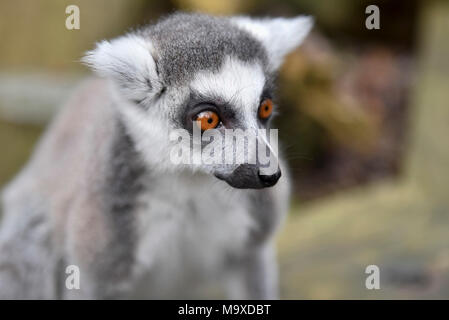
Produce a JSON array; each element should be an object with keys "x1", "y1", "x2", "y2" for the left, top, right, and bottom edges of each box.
[{"x1": 0, "y1": 0, "x2": 448, "y2": 298}]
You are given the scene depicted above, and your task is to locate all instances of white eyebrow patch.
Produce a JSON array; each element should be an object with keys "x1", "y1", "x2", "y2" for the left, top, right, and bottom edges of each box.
[{"x1": 190, "y1": 56, "x2": 265, "y2": 112}]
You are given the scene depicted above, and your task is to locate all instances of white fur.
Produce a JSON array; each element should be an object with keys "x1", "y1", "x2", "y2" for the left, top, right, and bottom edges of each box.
[
  {"x1": 231, "y1": 16, "x2": 313, "y2": 71},
  {"x1": 82, "y1": 35, "x2": 162, "y2": 103},
  {"x1": 132, "y1": 172, "x2": 255, "y2": 298},
  {"x1": 190, "y1": 57, "x2": 276, "y2": 173},
  {"x1": 191, "y1": 56, "x2": 265, "y2": 114}
]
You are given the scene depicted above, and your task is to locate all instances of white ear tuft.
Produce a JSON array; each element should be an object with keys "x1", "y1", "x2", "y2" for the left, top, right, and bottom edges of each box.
[
  {"x1": 231, "y1": 16, "x2": 313, "y2": 71},
  {"x1": 82, "y1": 35, "x2": 161, "y2": 104}
]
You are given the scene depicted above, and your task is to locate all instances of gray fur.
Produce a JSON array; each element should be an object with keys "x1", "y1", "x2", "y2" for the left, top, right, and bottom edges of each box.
[
  {"x1": 89, "y1": 117, "x2": 146, "y2": 298},
  {"x1": 0, "y1": 12, "x2": 312, "y2": 299},
  {"x1": 140, "y1": 13, "x2": 268, "y2": 86}
]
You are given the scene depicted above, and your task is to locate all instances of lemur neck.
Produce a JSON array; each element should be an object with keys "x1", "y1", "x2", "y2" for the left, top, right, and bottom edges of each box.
[{"x1": 104, "y1": 118, "x2": 146, "y2": 213}]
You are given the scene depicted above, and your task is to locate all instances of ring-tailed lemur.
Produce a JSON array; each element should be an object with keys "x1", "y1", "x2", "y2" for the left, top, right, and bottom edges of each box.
[{"x1": 0, "y1": 13, "x2": 312, "y2": 299}]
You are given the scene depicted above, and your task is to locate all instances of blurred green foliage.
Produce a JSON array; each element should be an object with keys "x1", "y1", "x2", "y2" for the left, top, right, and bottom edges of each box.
[
  {"x1": 0, "y1": 120, "x2": 42, "y2": 187},
  {"x1": 278, "y1": 1, "x2": 449, "y2": 298}
]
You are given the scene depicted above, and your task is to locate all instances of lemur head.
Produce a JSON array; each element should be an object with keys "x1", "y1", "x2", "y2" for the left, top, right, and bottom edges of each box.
[{"x1": 83, "y1": 13, "x2": 312, "y2": 189}]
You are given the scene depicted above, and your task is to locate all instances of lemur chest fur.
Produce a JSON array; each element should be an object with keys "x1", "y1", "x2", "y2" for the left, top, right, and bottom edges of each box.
[{"x1": 134, "y1": 173, "x2": 255, "y2": 277}]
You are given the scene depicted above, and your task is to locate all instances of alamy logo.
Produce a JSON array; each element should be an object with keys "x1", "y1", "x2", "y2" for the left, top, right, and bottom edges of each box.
[
  {"x1": 65, "y1": 265, "x2": 80, "y2": 290},
  {"x1": 65, "y1": 5, "x2": 80, "y2": 30},
  {"x1": 365, "y1": 265, "x2": 380, "y2": 289},
  {"x1": 365, "y1": 5, "x2": 380, "y2": 30},
  {"x1": 169, "y1": 123, "x2": 279, "y2": 175}
]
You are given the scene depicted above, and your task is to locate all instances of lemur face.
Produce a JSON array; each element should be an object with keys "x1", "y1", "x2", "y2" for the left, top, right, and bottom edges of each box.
[{"x1": 83, "y1": 13, "x2": 312, "y2": 189}]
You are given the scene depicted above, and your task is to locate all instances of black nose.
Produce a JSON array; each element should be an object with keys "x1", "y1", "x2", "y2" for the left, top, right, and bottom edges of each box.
[{"x1": 258, "y1": 169, "x2": 281, "y2": 187}]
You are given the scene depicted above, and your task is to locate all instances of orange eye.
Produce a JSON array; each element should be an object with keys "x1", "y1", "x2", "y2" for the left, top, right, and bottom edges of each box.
[
  {"x1": 194, "y1": 110, "x2": 220, "y2": 131},
  {"x1": 258, "y1": 99, "x2": 273, "y2": 120}
]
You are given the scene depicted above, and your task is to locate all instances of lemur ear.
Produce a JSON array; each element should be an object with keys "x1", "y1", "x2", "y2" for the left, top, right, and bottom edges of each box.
[
  {"x1": 231, "y1": 16, "x2": 313, "y2": 71},
  {"x1": 82, "y1": 35, "x2": 162, "y2": 104}
]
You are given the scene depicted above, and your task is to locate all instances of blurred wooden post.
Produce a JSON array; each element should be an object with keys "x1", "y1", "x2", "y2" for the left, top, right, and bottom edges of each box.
[{"x1": 406, "y1": 1, "x2": 449, "y2": 201}]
